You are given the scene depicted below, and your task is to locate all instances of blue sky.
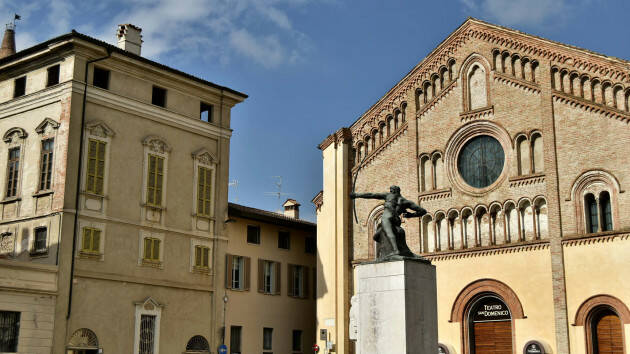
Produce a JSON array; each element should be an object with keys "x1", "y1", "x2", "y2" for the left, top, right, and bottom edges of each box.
[{"x1": 3, "y1": 0, "x2": 629, "y2": 221}]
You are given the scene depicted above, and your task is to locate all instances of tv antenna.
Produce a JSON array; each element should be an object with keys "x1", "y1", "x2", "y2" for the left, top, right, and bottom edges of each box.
[
  {"x1": 228, "y1": 179, "x2": 239, "y2": 203},
  {"x1": 264, "y1": 176, "x2": 291, "y2": 212}
]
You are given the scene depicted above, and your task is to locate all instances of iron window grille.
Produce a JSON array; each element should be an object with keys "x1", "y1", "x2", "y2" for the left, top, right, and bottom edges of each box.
[{"x1": 0, "y1": 311, "x2": 20, "y2": 352}]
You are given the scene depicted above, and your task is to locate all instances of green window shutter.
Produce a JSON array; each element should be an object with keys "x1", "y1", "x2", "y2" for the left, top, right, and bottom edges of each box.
[{"x1": 92, "y1": 230, "x2": 101, "y2": 252}]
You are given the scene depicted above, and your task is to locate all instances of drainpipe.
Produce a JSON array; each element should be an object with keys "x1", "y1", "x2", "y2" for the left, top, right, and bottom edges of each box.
[{"x1": 67, "y1": 49, "x2": 111, "y2": 319}]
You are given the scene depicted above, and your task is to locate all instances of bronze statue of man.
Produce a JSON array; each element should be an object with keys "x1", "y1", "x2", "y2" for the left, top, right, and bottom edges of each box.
[{"x1": 351, "y1": 185, "x2": 428, "y2": 261}]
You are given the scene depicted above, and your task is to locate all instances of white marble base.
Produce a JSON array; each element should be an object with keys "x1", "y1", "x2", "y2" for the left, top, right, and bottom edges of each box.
[{"x1": 353, "y1": 259, "x2": 437, "y2": 354}]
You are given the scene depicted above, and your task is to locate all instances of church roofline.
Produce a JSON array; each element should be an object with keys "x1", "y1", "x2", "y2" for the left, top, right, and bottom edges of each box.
[{"x1": 345, "y1": 17, "x2": 630, "y2": 134}]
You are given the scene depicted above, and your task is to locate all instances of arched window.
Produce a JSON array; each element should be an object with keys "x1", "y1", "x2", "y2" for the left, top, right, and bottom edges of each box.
[
  {"x1": 435, "y1": 213, "x2": 447, "y2": 251},
  {"x1": 415, "y1": 88, "x2": 424, "y2": 111},
  {"x1": 356, "y1": 144, "x2": 363, "y2": 163},
  {"x1": 504, "y1": 202, "x2": 517, "y2": 243},
  {"x1": 585, "y1": 193, "x2": 598, "y2": 233},
  {"x1": 461, "y1": 209, "x2": 473, "y2": 248},
  {"x1": 432, "y1": 154, "x2": 444, "y2": 190},
  {"x1": 448, "y1": 210, "x2": 460, "y2": 249},
  {"x1": 600, "y1": 191, "x2": 612, "y2": 232},
  {"x1": 421, "y1": 214, "x2": 433, "y2": 253},
  {"x1": 378, "y1": 123, "x2": 385, "y2": 144},
  {"x1": 519, "y1": 199, "x2": 534, "y2": 241},
  {"x1": 394, "y1": 110, "x2": 401, "y2": 130},
  {"x1": 531, "y1": 133, "x2": 544, "y2": 173},
  {"x1": 475, "y1": 207, "x2": 489, "y2": 247},
  {"x1": 386, "y1": 116, "x2": 393, "y2": 136},
  {"x1": 468, "y1": 64, "x2": 488, "y2": 110},
  {"x1": 534, "y1": 198, "x2": 548, "y2": 239},
  {"x1": 516, "y1": 135, "x2": 530, "y2": 175},
  {"x1": 489, "y1": 204, "x2": 502, "y2": 245},
  {"x1": 68, "y1": 328, "x2": 99, "y2": 353},
  {"x1": 186, "y1": 335, "x2": 210, "y2": 353},
  {"x1": 419, "y1": 155, "x2": 431, "y2": 192},
  {"x1": 574, "y1": 295, "x2": 630, "y2": 354}
]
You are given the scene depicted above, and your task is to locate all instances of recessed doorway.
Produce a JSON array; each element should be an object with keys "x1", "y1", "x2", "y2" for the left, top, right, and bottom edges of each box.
[{"x1": 468, "y1": 296, "x2": 513, "y2": 354}]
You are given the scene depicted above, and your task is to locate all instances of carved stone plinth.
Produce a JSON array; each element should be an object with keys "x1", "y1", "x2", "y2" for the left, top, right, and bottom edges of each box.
[{"x1": 351, "y1": 259, "x2": 438, "y2": 354}]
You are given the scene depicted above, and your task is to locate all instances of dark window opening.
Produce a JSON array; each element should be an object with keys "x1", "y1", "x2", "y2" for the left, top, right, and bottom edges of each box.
[
  {"x1": 305, "y1": 236, "x2": 316, "y2": 254},
  {"x1": 200, "y1": 102, "x2": 213, "y2": 122},
  {"x1": 600, "y1": 191, "x2": 613, "y2": 232},
  {"x1": 13, "y1": 77, "x2": 26, "y2": 98},
  {"x1": 585, "y1": 193, "x2": 598, "y2": 233},
  {"x1": 152, "y1": 86, "x2": 167, "y2": 107},
  {"x1": 263, "y1": 327, "x2": 273, "y2": 351},
  {"x1": 6, "y1": 147, "x2": 20, "y2": 198},
  {"x1": 292, "y1": 330, "x2": 302, "y2": 352},
  {"x1": 93, "y1": 67, "x2": 110, "y2": 90},
  {"x1": 247, "y1": 225, "x2": 260, "y2": 244},
  {"x1": 0, "y1": 311, "x2": 20, "y2": 352},
  {"x1": 230, "y1": 326, "x2": 241, "y2": 354},
  {"x1": 40, "y1": 139, "x2": 54, "y2": 190},
  {"x1": 278, "y1": 231, "x2": 290, "y2": 250},
  {"x1": 33, "y1": 227, "x2": 47, "y2": 254},
  {"x1": 47, "y1": 65, "x2": 60, "y2": 87}
]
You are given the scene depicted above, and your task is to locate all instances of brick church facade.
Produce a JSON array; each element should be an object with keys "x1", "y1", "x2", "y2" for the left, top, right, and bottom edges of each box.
[{"x1": 314, "y1": 18, "x2": 630, "y2": 354}]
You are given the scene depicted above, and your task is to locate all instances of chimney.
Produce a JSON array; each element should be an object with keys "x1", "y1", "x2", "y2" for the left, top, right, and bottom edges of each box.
[
  {"x1": 283, "y1": 199, "x2": 301, "y2": 219},
  {"x1": 117, "y1": 24, "x2": 142, "y2": 55},
  {"x1": 0, "y1": 24, "x2": 16, "y2": 59}
]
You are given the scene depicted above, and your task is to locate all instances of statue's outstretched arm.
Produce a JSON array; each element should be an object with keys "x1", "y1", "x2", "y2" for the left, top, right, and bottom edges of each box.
[
  {"x1": 350, "y1": 192, "x2": 387, "y2": 200},
  {"x1": 402, "y1": 199, "x2": 428, "y2": 218}
]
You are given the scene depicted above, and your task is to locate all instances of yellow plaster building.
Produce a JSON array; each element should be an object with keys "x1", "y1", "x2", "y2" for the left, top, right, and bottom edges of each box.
[
  {"x1": 314, "y1": 18, "x2": 630, "y2": 354},
  {"x1": 0, "y1": 24, "x2": 246, "y2": 353},
  {"x1": 224, "y1": 201, "x2": 317, "y2": 354}
]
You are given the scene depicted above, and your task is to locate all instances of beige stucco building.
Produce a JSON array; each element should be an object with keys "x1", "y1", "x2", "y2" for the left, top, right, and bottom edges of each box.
[
  {"x1": 224, "y1": 200, "x2": 317, "y2": 354},
  {"x1": 314, "y1": 18, "x2": 630, "y2": 354},
  {"x1": 0, "y1": 24, "x2": 246, "y2": 353}
]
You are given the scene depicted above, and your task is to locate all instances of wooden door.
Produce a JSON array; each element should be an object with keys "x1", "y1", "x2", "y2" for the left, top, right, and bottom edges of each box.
[
  {"x1": 593, "y1": 313, "x2": 624, "y2": 354},
  {"x1": 472, "y1": 321, "x2": 512, "y2": 354}
]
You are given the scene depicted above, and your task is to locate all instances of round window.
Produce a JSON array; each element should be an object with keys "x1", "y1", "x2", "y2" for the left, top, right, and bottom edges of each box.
[{"x1": 457, "y1": 135, "x2": 505, "y2": 188}]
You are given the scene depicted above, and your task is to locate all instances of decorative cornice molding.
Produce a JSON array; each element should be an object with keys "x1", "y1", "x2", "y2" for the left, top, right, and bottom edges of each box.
[
  {"x1": 318, "y1": 127, "x2": 352, "y2": 151},
  {"x1": 424, "y1": 239, "x2": 549, "y2": 261},
  {"x1": 493, "y1": 72, "x2": 541, "y2": 94},
  {"x1": 346, "y1": 19, "x2": 629, "y2": 143},
  {"x1": 311, "y1": 190, "x2": 323, "y2": 211},
  {"x1": 508, "y1": 173, "x2": 545, "y2": 188},
  {"x1": 417, "y1": 80, "x2": 458, "y2": 119},
  {"x1": 553, "y1": 91, "x2": 630, "y2": 123},
  {"x1": 418, "y1": 188, "x2": 452, "y2": 202},
  {"x1": 562, "y1": 231, "x2": 630, "y2": 247},
  {"x1": 459, "y1": 105, "x2": 494, "y2": 123},
  {"x1": 351, "y1": 123, "x2": 408, "y2": 173}
]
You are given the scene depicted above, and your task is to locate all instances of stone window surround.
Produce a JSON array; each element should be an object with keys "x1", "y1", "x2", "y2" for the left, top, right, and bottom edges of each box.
[
  {"x1": 191, "y1": 148, "x2": 217, "y2": 233},
  {"x1": 460, "y1": 54, "x2": 492, "y2": 113},
  {"x1": 190, "y1": 237, "x2": 213, "y2": 274},
  {"x1": 34, "y1": 118, "x2": 60, "y2": 194},
  {"x1": 444, "y1": 121, "x2": 513, "y2": 197},
  {"x1": 513, "y1": 130, "x2": 544, "y2": 177},
  {"x1": 2, "y1": 127, "x2": 28, "y2": 202},
  {"x1": 133, "y1": 297, "x2": 163, "y2": 354},
  {"x1": 77, "y1": 219, "x2": 106, "y2": 261},
  {"x1": 141, "y1": 135, "x2": 171, "y2": 226},
  {"x1": 80, "y1": 121, "x2": 115, "y2": 216},
  {"x1": 138, "y1": 230, "x2": 165, "y2": 268},
  {"x1": 569, "y1": 169, "x2": 621, "y2": 235}
]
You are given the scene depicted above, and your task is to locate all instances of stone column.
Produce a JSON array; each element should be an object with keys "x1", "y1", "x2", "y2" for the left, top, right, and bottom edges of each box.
[{"x1": 353, "y1": 259, "x2": 437, "y2": 354}]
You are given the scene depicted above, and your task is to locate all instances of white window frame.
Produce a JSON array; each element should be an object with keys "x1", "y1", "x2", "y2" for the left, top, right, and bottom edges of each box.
[
  {"x1": 141, "y1": 136, "x2": 171, "y2": 226},
  {"x1": 34, "y1": 118, "x2": 60, "y2": 193},
  {"x1": 80, "y1": 121, "x2": 114, "y2": 215},
  {"x1": 232, "y1": 256, "x2": 245, "y2": 290},
  {"x1": 263, "y1": 260, "x2": 275, "y2": 294},
  {"x1": 138, "y1": 230, "x2": 165, "y2": 268},
  {"x1": 190, "y1": 238, "x2": 213, "y2": 274},
  {"x1": 293, "y1": 265, "x2": 304, "y2": 298},
  {"x1": 133, "y1": 297, "x2": 163, "y2": 354},
  {"x1": 2, "y1": 127, "x2": 27, "y2": 202},
  {"x1": 77, "y1": 220, "x2": 106, "y2": 261},
  {"x1": 191, "y1": 148, "x2": 217, "y2": 233}
]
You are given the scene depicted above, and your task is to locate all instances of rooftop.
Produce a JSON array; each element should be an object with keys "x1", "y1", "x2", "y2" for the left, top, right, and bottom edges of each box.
[
  {"x1": 228, "y1": 202, "x2": 316, "y2": 231},
  {"x1": 0, "y1": 29, "x2": 247, "y2": 99}
]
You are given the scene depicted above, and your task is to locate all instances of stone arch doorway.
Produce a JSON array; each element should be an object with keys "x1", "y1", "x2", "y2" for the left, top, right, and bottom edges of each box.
[
  {"x1": 451, "y1": 279, "x2": 525, "y2": 354},
  {"x1": 574, "y1": 294, "x2": 630, "y2": 354},
  {"x1": 468, "y1": 295, "x2": 513, "y2": 354}
]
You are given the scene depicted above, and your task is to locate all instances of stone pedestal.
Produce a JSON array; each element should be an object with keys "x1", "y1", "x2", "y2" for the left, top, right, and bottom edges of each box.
[{"x1": 352, "y1": 259, "x2": 437, "y2": 354}]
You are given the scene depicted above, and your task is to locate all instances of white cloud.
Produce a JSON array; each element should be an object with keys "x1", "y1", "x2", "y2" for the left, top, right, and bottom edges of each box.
[
  {"x1": 48, "y1": 0, "x2": 73, "y2": 34},
  {"x1": 460, "y1": 0, "x2": 573, "y2": 27},
  {"x1": 229, "y1": 29, "x2": 285, "y2": 68},
  {"x1": 15, "y1": 31, "x2": 36, "y2": 49}
]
